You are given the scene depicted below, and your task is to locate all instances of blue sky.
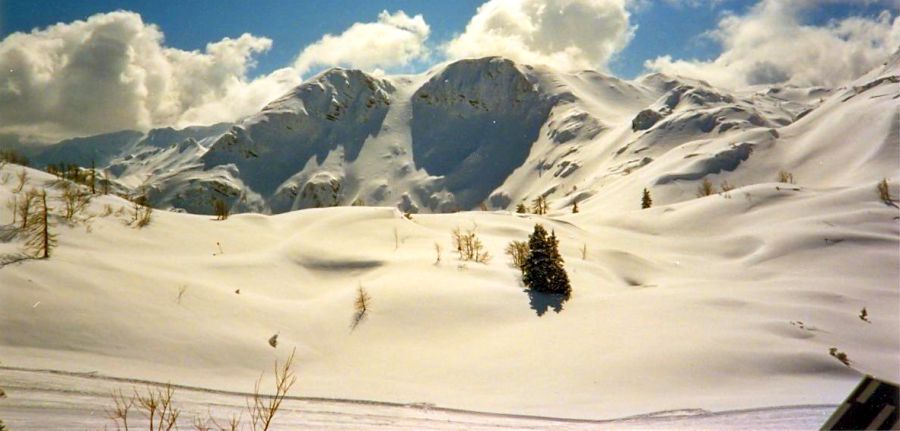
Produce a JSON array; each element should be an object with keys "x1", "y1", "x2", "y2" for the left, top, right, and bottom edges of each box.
[
  {"x1": 1, "y1": 0, "x2": 897, "y2": 141},
  {"x1": 4, "y1": 0, "x2": 891, "y2": 79}
]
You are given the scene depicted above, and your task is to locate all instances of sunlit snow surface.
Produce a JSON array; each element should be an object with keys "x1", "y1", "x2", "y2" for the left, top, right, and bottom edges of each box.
[
  {"x1": 0, "y1": 53, "x2": 897, "y2": 428},
  {"x1": 0, "y1": 368, "x2": 833, "y2": 430}
]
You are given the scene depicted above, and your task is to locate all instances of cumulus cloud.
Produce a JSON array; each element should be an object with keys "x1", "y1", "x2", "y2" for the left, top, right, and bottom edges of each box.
[
  {"x1": 444, "y1": 0, "x2": 635, "y2": 71},
  {"x1": 0, "y1": 11, "x2": 300, "y2": 141},
  {"x1": 644, "y1": 0, "x2": 900, "y2": 88},
  {"x1": 293, "y1": 10, "x2": 430, "y2": 76}
]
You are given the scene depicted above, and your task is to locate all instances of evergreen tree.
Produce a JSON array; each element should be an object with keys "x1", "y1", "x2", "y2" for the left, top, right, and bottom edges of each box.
[
  {"x1": 531, "y1": 196, "x2": 548, "y2": 215},
  {"x1": 642, "y1": 188, "x2": 652, "y2": 209},
  {"x1": 522, "y1": 224, "x2": 571, "y2": 298},
  {"x1": 515, "y1": 202, "x2": 527, "y2": 213}
]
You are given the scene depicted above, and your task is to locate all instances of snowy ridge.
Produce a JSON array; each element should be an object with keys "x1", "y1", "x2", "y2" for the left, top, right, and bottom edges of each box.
[
  {"x1": 0, "y1": 54, "x2": 897, "y2": 428},
  {"x1": 22, "y1": 54, "x2": 893, "y2": 218}
]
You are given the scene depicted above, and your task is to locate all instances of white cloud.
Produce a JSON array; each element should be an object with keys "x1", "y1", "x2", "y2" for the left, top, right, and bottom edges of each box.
[
  {"x1": 0, "y1": 9, "x2": 434, "y2": 142},
  {"x1": 444, "y1": 0, "x2": 635, "y2": 71},
  {"x1": 644, "y1": 0, "x2": 900, "y2": 88},
  {"x1": 293, "y1": 10, "x2": 430, "y2": 75},
  {"x1": 0, "y1": 11, "x2": 300, "y2": 141}
]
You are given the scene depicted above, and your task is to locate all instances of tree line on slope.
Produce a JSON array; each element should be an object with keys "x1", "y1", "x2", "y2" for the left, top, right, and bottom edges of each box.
[{"x1": 1, "y1": 157, "x2": 154, "y2": 261}]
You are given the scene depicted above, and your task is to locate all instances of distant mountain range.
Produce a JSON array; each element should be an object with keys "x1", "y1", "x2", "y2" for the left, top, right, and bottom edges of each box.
[{"x1": 8, "y1": 51, "x2": 898, "y2": 215}]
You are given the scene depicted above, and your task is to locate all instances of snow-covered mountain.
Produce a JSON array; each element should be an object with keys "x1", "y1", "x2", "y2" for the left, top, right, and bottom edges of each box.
[
  {"x1": 22, "y1": 53, "x2": 893, "y2": 217},
  {"x1": 0, "y1": 53, "x2": 897, "y2": 428}
]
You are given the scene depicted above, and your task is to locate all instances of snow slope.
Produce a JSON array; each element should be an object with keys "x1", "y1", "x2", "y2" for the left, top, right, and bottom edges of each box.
[
  {"x1": 0, "y1": 54, "x2": 897, "y2": 428},
  {"x1": 0, "y1": 164, "x2": 896, "y2": 424},
  {"x1": 0, "y1": 368, "x2": 835, "y2": 430},
  {"x1": 15, "y1": 54, "x2": 891, "y2": 219}
]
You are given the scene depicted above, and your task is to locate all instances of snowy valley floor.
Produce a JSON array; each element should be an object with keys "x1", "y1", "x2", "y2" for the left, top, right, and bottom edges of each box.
[
  {"x1": 0, "y1": 368, "x2": 835, "y2": 430},
  {"x1": 0, "y1": 166, "x2": 898, "y2": 428}
]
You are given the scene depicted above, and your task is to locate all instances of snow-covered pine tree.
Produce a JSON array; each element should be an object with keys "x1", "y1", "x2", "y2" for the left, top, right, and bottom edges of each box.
[{"x1": 523, "y1": 224, "x2": 571, "y2": 298}]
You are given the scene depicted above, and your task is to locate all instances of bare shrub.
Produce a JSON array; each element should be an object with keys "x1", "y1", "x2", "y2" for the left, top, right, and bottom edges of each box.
[
  {"x1": 6, "y1": 195, "x2": 17, "y2": 225},
  {"x1": 24, "y1": 189, "x2": 56, "y2": 259},
  {"x1": 104, "y1": 361, "x2": 297, "y2": 431},
  {"x1": 213, "y1": 198, "x2": 229, "y2": 221},
  {"x1": 176, "y1": 285, "x2": 188, "y2": 304},
  {"x1": 581, "y1": 243, "x2": 587, "y2": 260},
  {"x1": 777, "y1": 170, "x2": 795, "y2": 184},
  {"x1": 193, "y1": 415, "x2": 211, "y2": 431},
  {"x1": 354, "y1": 286, "x2": 371, "y2": 314},
  {"x1": 829, "y1": 347, "x2": 851, "y2": 366},
  {"x1": 505, "y1": 240, "x2": 529, "y2": 273},
  {"x1": 719, "y1": 181, "x2": 735, "y2": 199},
  {"x1": 452, "y1": 226, "x2": 491, "y2": 263},
  {"x1": 108, "y1": 384, "x2": 180, "y2": 431},
  {"x1": 59, "y1": 182, "x2": 92, "y2": 221},
  {"x1": 352, "y1": 285, "x2": 372, "y2": 329},
  {"x1": 434, "y1": 242, "x2": 442, "y2": 264},
  {"x1": 531, "y1": 195, "x2": 548, "y2": 215},
  {"x1": 696, "y1": 178, "x2": 715, "y2": 197},
  {"x1": 101, "y1": 169, "x2": 112, "y2": 195},
  {"x1": 515, "y1": 202, "x2": 527, "y2": 213},
  {"x1": 248, "y1": 349, "x2": 297, "y2": 431},
  {"x1": 138, "y1": 384, "x2": 180, "y2": 431},
  {"x1": 572, "y1": 199, "x2": 579, "y2": 213},
  {"x1": 107, "y1": 388, "x2": 135, "y2": 430},
  {"x1": 130, "y1": 195, "x2": 153, "y2": 228},
  {"x1": 0, "y1": 149, "x2": 28, "y2": 166},
  {"x1": 14, "y1": 169, "x2": 27, "y2": 192},
  {"x1": 16, "y1": 188, "x2": 39, "y2": 229},
  {"x1": 136, "y1": 205, "x2": 153, "y2": 227},
  {"x1": 877, "y1": 178, "x2": 894, "y2": 203},
  {"x1": 89, "y1": 160, "x2": 97, "y2": 194},
  {"x1": 210, "y1": 413, "x2": 243, "y2": 431}
]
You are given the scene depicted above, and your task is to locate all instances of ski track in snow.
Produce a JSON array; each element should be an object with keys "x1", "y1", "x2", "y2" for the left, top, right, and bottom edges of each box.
[{"x1": 0, "y1": 367, "x2": 834, "y2": 430}]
